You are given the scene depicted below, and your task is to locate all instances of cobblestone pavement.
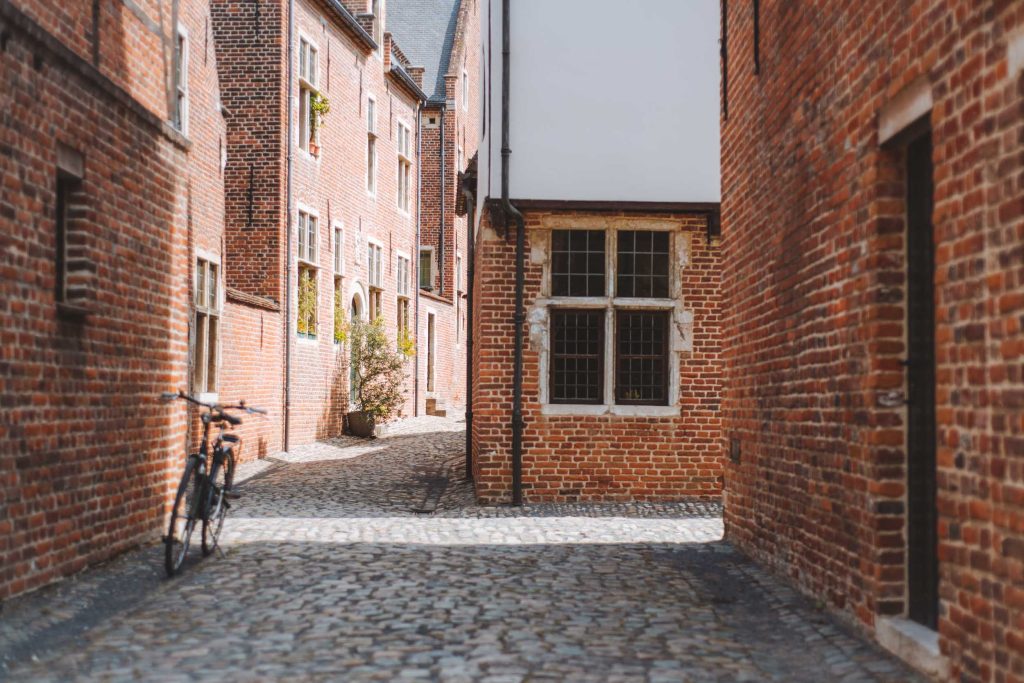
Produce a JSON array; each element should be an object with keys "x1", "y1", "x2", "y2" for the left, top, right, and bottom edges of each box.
[{"x1": 1, "y1": 416, "x2": 924, "y2": 682}]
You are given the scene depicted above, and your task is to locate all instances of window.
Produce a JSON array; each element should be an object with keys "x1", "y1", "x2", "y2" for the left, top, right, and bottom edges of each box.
[
  {"x1": 298, "y1": 37, "x2": 319, "y2": 155},
  {"x1": 333, "y1": 224, "x2": 344, "y2": 344},
  {"x1": 396, "y1": 254, "x2": 410, "y2": 297},
  {"x1": 396, "y1": 253, "x2": 411, "y2": 349},
  {"x1": 397, "y1": 121, "x2": 412, "y2": 212},
  {"x1": 419, "y1": 247, "x2": 433, "y2": 290},
  {"x1": 551, "y1": 229, "x2": 605, "y2": 297},
  {"x1": 615, "y1": 310, "x2": 670, "y2": 404},
  {"x1": 173, "y1": 26, "x2": 188, "y2": 134},
  {"x1": 617, "y1": 230, "x2": 669, "y2": 298},
  {"x1": 367, "y1": 240, "x2": 383, "y2": 320},
  {"x1": 366, "y1": 97, "x2": 377, "y2": 194},
  {"x1": 462, "y1": 68, "x2": 468, "y2": 110},
  {"x1": 550, "y1": 309, "x2": 604, "y2": 404},
  {"x1": 547, "y1": 229, "x2": 674, "y2": 408},
  {"x1": 427, "y1": 312, "x2": 436, "y2": 392},
  {"x1": 456, "y1": 253, "x2": 463, "y2": 292},
  {"x1": 457, "y1": 144, "x2": 463, "y2": 172},
  {"x1": 193, "y1": 257, "x2": 220, "y2": 395},
  {"x1": 333, "y1": 224, "x2": 344, "y2": 275},
  {"x1": 297, "y1": 210, "x2": 318, "y2": 339}
]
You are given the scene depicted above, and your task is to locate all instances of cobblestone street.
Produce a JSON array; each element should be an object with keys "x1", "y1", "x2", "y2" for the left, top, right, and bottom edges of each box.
[{"x1": 1, "y1": 417, "x2": 922, "y2": 682}]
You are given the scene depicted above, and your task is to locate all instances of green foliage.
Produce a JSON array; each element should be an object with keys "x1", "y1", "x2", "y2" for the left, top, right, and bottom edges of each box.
[
  {"x1": 333, "y1": 288, "x2": 348, "y2": 344},
  {"x1": 397, "y1": 327, "x2": 415, "y2": 358},
  {"x1": 349, "y1": 318, "x2": 407, "y2": 422},
  {"x1": 310, "y1": 92, "x2": 330, "y2": 134},
  {"x1": 297, "y1": 267, "x2": 317, "y2": 337}
]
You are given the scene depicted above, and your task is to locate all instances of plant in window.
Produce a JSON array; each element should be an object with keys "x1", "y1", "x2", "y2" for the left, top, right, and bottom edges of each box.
[
  {"x1": 298, "y1": 267, "x2": 317, "y2": 337},
  {"x1": 334, "y1": 288, "x2": 348, "y2": 344},
  {"x1": 309, "y1": 92, "x2": 330, "y2": 156},
  {"x1": 397, "y1": 327, "x2": 415, "y2": 358},
  {"x1": 347, "y1": 318, "x2": 407, "y2": 436}
]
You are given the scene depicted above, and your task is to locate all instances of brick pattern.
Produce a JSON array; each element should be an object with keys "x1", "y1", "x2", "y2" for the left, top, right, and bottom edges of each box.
[
  {"x1": 720, "y1": 2, "x2": 1024, "y2": 681},
  {"x1": 471, "y1": 209, "x2": 724, "y2": 504},
  {"x1": 415, "y1": 0, "x2": 479, "y2": 416},
  {"x1": 0, "y1": 0, "x2": 190, "y2": 599}
]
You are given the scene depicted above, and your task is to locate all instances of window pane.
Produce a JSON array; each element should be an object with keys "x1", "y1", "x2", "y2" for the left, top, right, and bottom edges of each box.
[
  {"x1": 367, "y1": 139, "x2": 375, "y2": 191},
  {"x1": 207, "y1": 316, "x2": 218, "y2": 392},
  {"x1": 308, "y1": 217, "x2": 317, "y2": 261},
  {"x1": 551, "y1": 230, "x2": 605, "y2": 297},
  {"x1": 617, "y1": 231, "x2": 669, "y2": 298},
  {"x1": 308, "y1": 47, "x2": 317, "y2": 87},
  {"x1": 615, "y1": 310, "x2": 669, "y2": 405},
  {"x1": 208, "y1": 263, "x2": 217, "y2": 309},
  {"x1": 193, "y1": 312, "x2": 207, "y2": 390},
  {"x1": 550, "y1": 309, "x2": 604, "y2": 404},
  {"x1": 196, "y1": 259, "x2": 206, "y2": 307},
  {"x1": 299, "y1": 40, "x2": 308, "y2": 80},
  {"x1": 298, "y1": 214, "x2": 306, "y2": 259},
  {"x1": 419, "y1": 250, "x2": 431, "y2": 289}
]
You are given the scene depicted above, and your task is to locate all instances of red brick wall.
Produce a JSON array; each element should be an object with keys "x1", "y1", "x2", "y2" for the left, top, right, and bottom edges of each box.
[
  {"x1": 720, "y1": 2, "x2": 1024, "y2": 680},
  {"x1": 415, "y1": 0, "x2": 480, "y2": 416},
  {"x1": 0, "y1": 1, "x2": 190, "y2": 599},
  {"x1": 472, "y1": 208, "x2": 724, "y2": 503}
]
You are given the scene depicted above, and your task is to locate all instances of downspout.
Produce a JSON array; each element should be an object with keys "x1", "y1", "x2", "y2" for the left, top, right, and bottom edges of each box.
[
  {"x1": 501, "y1": 0, "x2": 524, "y2": 506},
  {"x1": 414, "y1": 107, "x2": 422, "y2": 415},
  {"x1": 283, "y1": 0, "x2": 295, "y2": 452},
  {"x1": 438, "y1": 105, "x2": 446, "y2": 294},
  {"x1": 460, "y1": 178, "x2": 475, "y2": 482}
]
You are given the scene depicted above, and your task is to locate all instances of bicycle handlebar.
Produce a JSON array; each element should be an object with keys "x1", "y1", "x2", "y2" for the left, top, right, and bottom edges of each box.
[{"x1": 160, "y1": 391, "x2": 268, "y2": 418}]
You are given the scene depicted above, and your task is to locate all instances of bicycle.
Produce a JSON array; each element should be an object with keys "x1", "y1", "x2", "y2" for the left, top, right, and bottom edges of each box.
[{"x1": 160, "y1": 391, "x2": 266, "y2": 577}]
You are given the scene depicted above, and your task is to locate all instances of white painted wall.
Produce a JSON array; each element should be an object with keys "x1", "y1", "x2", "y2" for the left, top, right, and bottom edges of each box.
[{"x1": 477, "y1": 0, "x2": 721, "y2": 207}]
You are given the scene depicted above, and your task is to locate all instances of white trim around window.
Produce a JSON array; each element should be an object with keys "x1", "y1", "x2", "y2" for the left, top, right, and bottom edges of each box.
[
  {"x1": 366, "y1": 94, "x2": 378, "y2": 197},
  {"x1": 297, "y1": 32, "x2": 320, "y2": 160}
]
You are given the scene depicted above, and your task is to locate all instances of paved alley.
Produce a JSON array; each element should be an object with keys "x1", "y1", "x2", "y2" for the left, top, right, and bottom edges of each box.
[{"x1": 1, "y1": 417, "x2": 922, "y2": 682}]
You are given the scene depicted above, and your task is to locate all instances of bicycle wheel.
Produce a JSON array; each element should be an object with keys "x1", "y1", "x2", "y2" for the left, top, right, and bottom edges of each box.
[
  {"x1": 165, "y1": 456, "x2": 202, "y2": 576},
  {"x1": 202, "y1": 448, "x2": 234, "y2": 555}
]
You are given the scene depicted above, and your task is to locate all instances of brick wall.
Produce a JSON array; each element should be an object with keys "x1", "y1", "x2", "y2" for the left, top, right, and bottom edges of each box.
[
  {"x1": 415, "y1": 0, "x2": 479, "y2": 416},
  {"x1": 0, "y1": 0, "x2": 190, "y2": 599},
  {"x1": 472, "y1": 208, "x2": 724, "y2": 503},
  {"x1": 720, "y1": 2, "x2": 1024, "y2": 680}
]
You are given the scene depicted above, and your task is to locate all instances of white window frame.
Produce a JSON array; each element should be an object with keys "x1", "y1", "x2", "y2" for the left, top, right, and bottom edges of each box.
[
  {"x1": 174, "y1": 23, "x2": 189, "y2": 135},
  {"x1": 536, "y1": 222, "x2": 690, "y2": 417},
  {"x1": 396, "y1": 119, "x2": 412, "y2": 213},
  {"x1": 396, "y1": 250, "x2": 411, "y2": 297},
  {"x1": 462, "y1": 68, "x2": 468, "y2": 111},
  {"x1": 456, "y1": 251, "x2": 463, "y2": 292},
  {"x1": 366, "y1": 95, "x2": 377, "y2": 196},
  {"x1": 296, "y1": 204, "x2": 320, "y2": 341},
  {"x1": 367, "y1": 237, "x2": 384, "y2": 289},
  {"x1": 332, "y1": 221, "x2": 344, "y2": 276},
  {"x1": 193, "y1": 250, "x2": 221, "y2": 402},
  {"x1": 418, "y1": 246, "x2": 435, "y2": 291},
  {"x1": 298, "y1": 33, "x2": 320, "y2": 158}
]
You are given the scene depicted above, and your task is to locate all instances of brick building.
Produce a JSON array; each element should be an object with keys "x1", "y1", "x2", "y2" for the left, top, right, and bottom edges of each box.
[
  {"x1": 0, "y1": 0, "x2": 197, "y2": 598},
  {"x1": 468, "y1": 0, "x2": 724, "y2": 503},
  {"x1": 720, "y1": 1, "x2": 1024, "y2": 680},
  {"x1": 389, "y1": 0, "x2": 480, "y2": 418},
  {"x1": 211, "y1": 0, "x2": 429, "y2": 452}
]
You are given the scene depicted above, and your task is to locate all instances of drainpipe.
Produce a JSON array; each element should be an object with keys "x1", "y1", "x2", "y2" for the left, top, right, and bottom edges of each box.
[
  {"x1": 439, "y1": 104, "x2": 447, "y2": 295},
  {"x1": 501, "y1": 0, "x2": 524, "y2": 506},
  {"x1": 414, "y1": 107, "x2": 422, "y2": 416},
  {"x1": 283, "y1": 0, "x2": 295, "y2": 452},
  {"x1": 460, "y1": 176, "x2": 475, "y2": 481}
]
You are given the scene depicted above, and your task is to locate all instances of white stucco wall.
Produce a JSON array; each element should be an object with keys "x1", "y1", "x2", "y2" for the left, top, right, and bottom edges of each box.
[{"x1": 478, "y1": 0, "x2": 721, "y2": 207}]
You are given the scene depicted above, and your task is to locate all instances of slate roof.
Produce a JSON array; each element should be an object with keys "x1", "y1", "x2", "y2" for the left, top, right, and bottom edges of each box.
[{"x1": 387, "y1": 0, "x2": 461, "y2": 103}]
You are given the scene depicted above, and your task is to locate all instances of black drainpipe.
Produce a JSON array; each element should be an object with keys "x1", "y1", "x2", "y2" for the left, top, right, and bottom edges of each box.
[
  {"x1": 438, "y1": 104, "x2": 447, "y2": 294},
  {"x1": 460, "y1": 174, "x2": 476, "y2": 482},
  {"x1": 501, "y1": 0, "x2": 524, "y2": 506}
]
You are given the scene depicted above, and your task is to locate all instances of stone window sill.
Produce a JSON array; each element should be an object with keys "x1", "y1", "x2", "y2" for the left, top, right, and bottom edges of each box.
[
  {"x1": 540, "y1": 404, "x2": 679, "y2": 418},
  {"x1": 875, "y1": 617, "x2": 949, "y2": 680}
]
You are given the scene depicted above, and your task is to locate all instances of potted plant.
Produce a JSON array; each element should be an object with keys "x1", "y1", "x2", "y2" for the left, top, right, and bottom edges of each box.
[
  {"x1": 309, "y1": 91, "x2": 330, "y2": 158},
  {"x1": 347, "y1": 318, "x2": 407, "y2": 437}
]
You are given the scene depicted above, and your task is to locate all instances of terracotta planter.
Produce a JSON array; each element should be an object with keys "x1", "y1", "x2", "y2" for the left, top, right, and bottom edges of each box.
[{"x1": 348, "y1": 410, "x2": 375, "y2": 438}]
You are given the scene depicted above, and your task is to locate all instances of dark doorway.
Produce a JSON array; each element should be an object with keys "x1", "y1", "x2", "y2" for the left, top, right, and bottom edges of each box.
[{"x1": 904, "y1": 129, "x2": 938, "y2": 629}]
